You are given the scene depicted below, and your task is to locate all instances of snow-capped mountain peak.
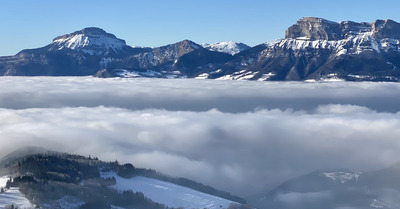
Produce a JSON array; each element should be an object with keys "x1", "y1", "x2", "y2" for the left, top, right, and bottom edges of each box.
[
  {"x1": 202, "y1": 41, "x2": 250, "y2": 55},
  {"x1": 49, "y1": 27, "x2": 128, "y2": 55}
]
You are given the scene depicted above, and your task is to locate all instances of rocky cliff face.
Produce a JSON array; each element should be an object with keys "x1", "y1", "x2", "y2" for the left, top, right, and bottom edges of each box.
[
  {"x1": 285, "y1": 17, "x2": 343, "y2": 41},
  {"x1": 239, "y1": 17, "x2": 400, "y2": 81},
  {"x1": 372, "y1": 19, "x2": 400, "y2": 39},
  {"x1": 286, "y1": 17, "x2": 400, "y2": 41}
]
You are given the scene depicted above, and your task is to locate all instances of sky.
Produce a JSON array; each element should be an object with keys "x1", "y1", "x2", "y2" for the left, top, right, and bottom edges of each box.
[
  {"x1": 1, "y1": 0, "x2": 400, "y2": 56},
  {"x1": 1, "y1": 77, "x2": 400, "y2": 196}
]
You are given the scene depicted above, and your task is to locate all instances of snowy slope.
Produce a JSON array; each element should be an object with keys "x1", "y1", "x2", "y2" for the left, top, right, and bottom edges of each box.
[
  {"x1": 202, "y1": 41, "x2": 250, "y2": 55},
  {"x1": 0, "y1": 188, "x2": 35, "y2": 209},
  {"x1": 101, "y1": 172, "x2": 236, "y2": 209},
  {"x1": 271, "y1": 31, "x2": 400, "y2": 56},
  {"x1": 0, "y1": 176, "x2": 34, "y2": 209}
]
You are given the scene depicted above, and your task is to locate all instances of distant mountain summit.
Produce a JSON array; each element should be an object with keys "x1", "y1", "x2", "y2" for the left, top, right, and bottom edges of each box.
[
  {"x1": 49, "y1": 27, "x2": 129, "y2": 55},
  {"x1": 1, "y1": 18, "x2": 400, "y2": 81},
  {"x1": 201, "y1": 41, "x2": 250, "y2": 55}
]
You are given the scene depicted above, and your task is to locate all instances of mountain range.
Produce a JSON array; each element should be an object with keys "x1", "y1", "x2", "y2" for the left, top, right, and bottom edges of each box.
[{"x1": 1, "y1": 17, "x2": 400, "y2": 81}]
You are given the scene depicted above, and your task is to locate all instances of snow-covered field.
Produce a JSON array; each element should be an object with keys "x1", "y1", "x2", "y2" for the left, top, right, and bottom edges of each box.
[
  {"x1": 0, "y1": 176, "x2": 35, "y2": 209},
  {"x1": 102, "y1": 172, "x2": 235, "y2": 209},
  {"x1": 0, "y1": 188, "x2": 33, "y2": 208}
]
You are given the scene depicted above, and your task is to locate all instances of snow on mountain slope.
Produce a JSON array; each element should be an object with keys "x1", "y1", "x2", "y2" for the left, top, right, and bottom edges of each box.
[
  {"x1": 0, "y1": 176, "x2": 34, "y2": 209},
  {"x1": 0, "y1": 187, "x2": 35, "y2": 209},
  {"x1": 50, "y1": 27, "x2": 127, "y2": 55},
  {"x1": 101, "y1": 172, "x2": 236, "y2": 209},
  {"x1": 322, "y1": 171, "x2": 362, "y2": 183},
  {"x1": 274, "y1": 18, "x2": 400, "y2": 56},
  {"x1": 271, "y1": 32, "x2": 400, "y2": 56},
  {"x1": 115, "y1": 69, "x2": 163, "y2": 78},
  {"x1": 215, "y1": 70, "x2": 258, "y2": 81},
  {"x1": 202, "y1": 41, "x2": 250, "y2": 55}
]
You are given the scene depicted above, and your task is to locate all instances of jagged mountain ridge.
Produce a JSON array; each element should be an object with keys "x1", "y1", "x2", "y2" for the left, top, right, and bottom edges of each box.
[{"x1": 1, "y1": 17, "x2": 400, "y2": 81}]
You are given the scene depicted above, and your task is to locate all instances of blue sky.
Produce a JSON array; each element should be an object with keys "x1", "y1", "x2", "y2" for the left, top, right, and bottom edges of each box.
[{"x1": 1, "y1": 0, "x2": 400, "y2": 56}]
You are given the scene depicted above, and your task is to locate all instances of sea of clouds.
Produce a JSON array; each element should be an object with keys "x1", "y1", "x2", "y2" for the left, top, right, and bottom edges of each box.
[{"x1": 0, "y1": 77, "x2": 400, "y2": 196}]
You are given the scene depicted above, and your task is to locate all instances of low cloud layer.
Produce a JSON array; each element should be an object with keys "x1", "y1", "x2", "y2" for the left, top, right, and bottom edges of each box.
[
  {"x1": 0, "y1": 77, "x2": 400, "y2": 112},
  {"x1": 1, "y1": 104, "x2": 400, "y2": 196},
  {"x1": 1, "y1": 77, "x2": 400, "y2": 196}
]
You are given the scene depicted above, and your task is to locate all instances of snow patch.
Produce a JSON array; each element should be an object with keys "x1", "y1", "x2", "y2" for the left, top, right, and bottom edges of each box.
[
  {"x1": 215, "y1": 75, "x2": 233, "y2": 80},
  {"x1": 264, "y1": 39, "x2": 283, "y2": 47},
  {"x1": 216, "y1": 70, "x2": 259, "y2": 81},
  {"x1": 322, "y1": 171, "x2": 362, "y2": 183},
  {"x1": 210, "y1": 69, "x2": 223, "y2": 74},
  {"x1": 195, "y1": 73, "x2": 209, "y2": 79},
  {"x1": 258, "y1": 72, "x2": 276, "y2": 81},
  {"x1": 370, "y1": 199, "x2": 385, "y2": 208},
  {"x1": 0, "y1": 176, "x2": 8, "y2": 188},
  {"x1": 320, "y1": 73, "x2": 345, "y2": 82},
  {"x1": 115, "y1": 69, "x2": 162, "y2": 78},
  {"x1": 348, "y1": 74, "x2": 371, "y2": 79},
  {"x1": 304, "y1": 79, "x2": 317, "y2": 83}
]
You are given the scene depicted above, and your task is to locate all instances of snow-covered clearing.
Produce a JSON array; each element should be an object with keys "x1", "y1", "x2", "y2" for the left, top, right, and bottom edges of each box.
[
  {"x1": 102, "y1": 172, "x2": 235, "y2": 209},
  {"x1": 0, "y1": 187, "x2": 34, "y2": 209}
]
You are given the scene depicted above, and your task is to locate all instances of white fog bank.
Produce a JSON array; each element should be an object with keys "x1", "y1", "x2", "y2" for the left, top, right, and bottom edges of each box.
[
  {"x1": 0, "y1": 77, "x2": 399, "y2": 112},
  {"x1": 0, "y1": 105, "x2": 399, "y2": 195}
]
